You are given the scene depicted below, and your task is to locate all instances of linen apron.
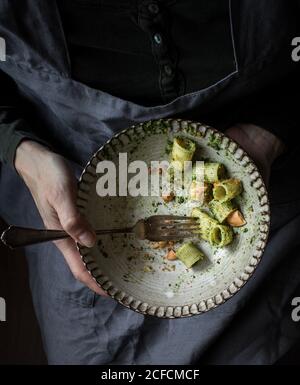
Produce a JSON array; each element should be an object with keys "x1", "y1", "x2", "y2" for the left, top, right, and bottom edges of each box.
[{"x1": 1, "y1": 0, "x2": 300, "y2": 364}]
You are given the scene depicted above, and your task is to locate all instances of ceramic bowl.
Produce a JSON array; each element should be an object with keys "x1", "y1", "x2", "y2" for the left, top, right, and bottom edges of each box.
[{"x1": 77, "y1": 119, "x2": 270, "y2": 318}]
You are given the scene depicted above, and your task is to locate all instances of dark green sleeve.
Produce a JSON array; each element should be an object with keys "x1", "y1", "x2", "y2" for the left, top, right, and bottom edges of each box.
[{"x1": 0, "y1": 71, "x2": 48, "y2": 166}]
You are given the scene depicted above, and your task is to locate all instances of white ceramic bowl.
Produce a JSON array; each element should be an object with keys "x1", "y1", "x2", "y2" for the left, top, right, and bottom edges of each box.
[{"x1": 77, "y1": 119, "x2": 270, "y2": 318}]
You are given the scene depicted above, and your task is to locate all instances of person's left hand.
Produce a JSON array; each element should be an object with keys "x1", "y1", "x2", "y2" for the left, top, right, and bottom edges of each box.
[{"x1": 225, "y1": 123, "x2": 285, "y2": 185}]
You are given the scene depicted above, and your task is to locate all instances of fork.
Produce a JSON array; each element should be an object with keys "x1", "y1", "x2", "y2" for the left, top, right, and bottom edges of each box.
[{"x1": 1, "y1": 215, "x2": 199, "y2": 249}]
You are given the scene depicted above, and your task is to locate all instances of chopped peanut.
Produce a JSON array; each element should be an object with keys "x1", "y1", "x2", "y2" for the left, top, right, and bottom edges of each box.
[
  {"x1": 166, "y1": 249, "x2": 177, "y2": 261},
  {"x1": 227, "y1": 210, "x2": 247, "y2": 227},
  {"x1": 162, "y1": 192, "x2": 174, "y2": 202}
]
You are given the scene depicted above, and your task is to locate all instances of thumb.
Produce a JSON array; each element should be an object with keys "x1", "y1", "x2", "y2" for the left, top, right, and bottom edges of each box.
[{"x1": 56, "y1": 197, "x2": 96, "y2": 248}]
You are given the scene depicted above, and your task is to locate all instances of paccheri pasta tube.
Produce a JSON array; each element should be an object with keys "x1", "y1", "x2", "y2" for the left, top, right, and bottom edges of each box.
[
  {"x1": 208, "y1": 199, "x2": 236, "y2": 223},
  {"x1": 192, "y1": 162, "x2": 226, "y2": 184},
  {"x1": 191, "y1": 208, "x2": 233, "y2": 247},
  {"x1": 176, "y1": 241, "x2": 204, "y2": 268},
  {"x1": 209, "y1": 224, "x2": 233, "y2": 247},
  {"x1": 191, "y1": 208, "x2": 218, "y2": 241},
  {"x1": 213, "y1": 178, "x2": 243, "y2": 202},
  {"x1": 171, "y1": 137, "x2": 196, "y2": 168},
  {"x1": 204, "y1": 162, "x2": 226, "y2": 183}
]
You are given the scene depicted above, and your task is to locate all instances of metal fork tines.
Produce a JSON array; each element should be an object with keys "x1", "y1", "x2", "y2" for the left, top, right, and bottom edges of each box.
[{"x1": 140, "y1": 215, "x2": 199, "y2": 241}]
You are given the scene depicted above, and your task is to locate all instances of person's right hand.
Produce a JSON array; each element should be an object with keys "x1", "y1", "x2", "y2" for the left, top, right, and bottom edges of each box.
[{"x1": 15, "y1": 140, "x2": 107, "y2": 296}]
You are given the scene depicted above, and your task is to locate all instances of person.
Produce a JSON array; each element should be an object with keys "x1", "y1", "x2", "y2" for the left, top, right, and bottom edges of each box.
[{"x1": 0, "y1": 0, "x2": 300, "y2": 364}]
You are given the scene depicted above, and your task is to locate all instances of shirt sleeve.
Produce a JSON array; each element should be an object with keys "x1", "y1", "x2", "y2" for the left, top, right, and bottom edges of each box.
[{"x1": 0, "y1": 70, "x2": 48, "y2": 166}]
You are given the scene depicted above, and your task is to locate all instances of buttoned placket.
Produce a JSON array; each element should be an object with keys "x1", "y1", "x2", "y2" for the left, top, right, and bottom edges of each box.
[{"x1": 137, "y1": 0, "x2": 182, "y2": 103}]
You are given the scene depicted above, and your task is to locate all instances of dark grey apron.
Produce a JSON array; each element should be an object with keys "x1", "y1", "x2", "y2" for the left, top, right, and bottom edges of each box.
[{"x1": 1, "y1": 1, "x2": 300, "y2": 364}]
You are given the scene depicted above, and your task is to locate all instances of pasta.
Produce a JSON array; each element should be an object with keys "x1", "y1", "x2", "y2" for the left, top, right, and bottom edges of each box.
[
  {"x1": 213, "y1": 178, "x2": 243, "y2": 202},
  {"x1": 191, "y1": 208, "x2": 233, "y2": 247},
  {"x1": 191, "y1": 208, "x2": 218, "y2": 241},
  {"x1": 176, "y1": 242, "x2": 204, "y2": 268},
  {"x1": 159, "y1": 136, "x2": 246, "y2": 269},
  {"x1": 192, "y1": 162, "x2": 226, "y2": 184},
  {"x1": 208, "y1": 199, "x2": 236, "y2": 223},
  {"x1": 204, "y1": 162, "x2": 226, "y2": 183},
  {"x1": 166, "y1": 137, "x2": 196, "y2": 185},
  {"x1": 209, "y1": 224, "x2": 233, "y2": 247},
  {"x1": 171, "y1": 137, "x2": 196, "y2": 168}
]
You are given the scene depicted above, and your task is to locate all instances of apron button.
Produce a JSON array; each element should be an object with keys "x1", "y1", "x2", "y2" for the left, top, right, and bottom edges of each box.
[
  {"x1": 148, "y1": 3, "x2": 159, "y2": 14},
  {"x1": 164, "y1": 64, "x2": 173, "y2": 76},
  {"x1": 153, "y1": 33, "x2": 162, "y2": 45}
]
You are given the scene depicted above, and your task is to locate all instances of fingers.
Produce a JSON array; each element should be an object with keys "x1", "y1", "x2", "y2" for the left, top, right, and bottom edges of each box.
[
  {"x1": 51, "y1": 192, "x2": 107, "y2": 295},
  {"x1": 60, "y1": 211, "x2": 96, "y2": 247},
  {"x1": 54, "y1": 187, "x2": 96, "y2": 248},
  {"x1": 55, "y1": 237, "x2": 108, "y2": 297},
  {"x1": 224, "y1": 125, "x2": 242, "y2": 142},
  {"x1": 42, "y1": 194, "x2": 107, "y2": 296},
  {"x1": 42, "y1": 209, "x2": 107, "y2": 296}
]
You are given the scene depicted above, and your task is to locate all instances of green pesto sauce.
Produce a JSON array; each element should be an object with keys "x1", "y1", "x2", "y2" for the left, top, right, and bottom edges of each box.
[{"x1": 208, "y1": 134, "x2": 222, "y2": 151}]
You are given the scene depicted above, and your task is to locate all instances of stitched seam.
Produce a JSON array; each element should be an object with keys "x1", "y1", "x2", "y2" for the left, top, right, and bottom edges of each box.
[{"x1": 229, "y1": 0, "x2": 239, "y2": 72}]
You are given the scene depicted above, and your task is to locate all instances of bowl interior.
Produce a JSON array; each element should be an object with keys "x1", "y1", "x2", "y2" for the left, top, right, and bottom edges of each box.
[{"x1": 77, "y1": 120, "x2": 269, "y2": 317}]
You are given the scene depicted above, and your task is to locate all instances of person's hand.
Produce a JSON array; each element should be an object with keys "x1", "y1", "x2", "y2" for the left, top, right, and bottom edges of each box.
[
  {"x1": 15, "y1": 140, "x2": 107, "y2": 296},
  {"x1": 225, "y1": 124, "x2": 285, "y2": 185}
]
